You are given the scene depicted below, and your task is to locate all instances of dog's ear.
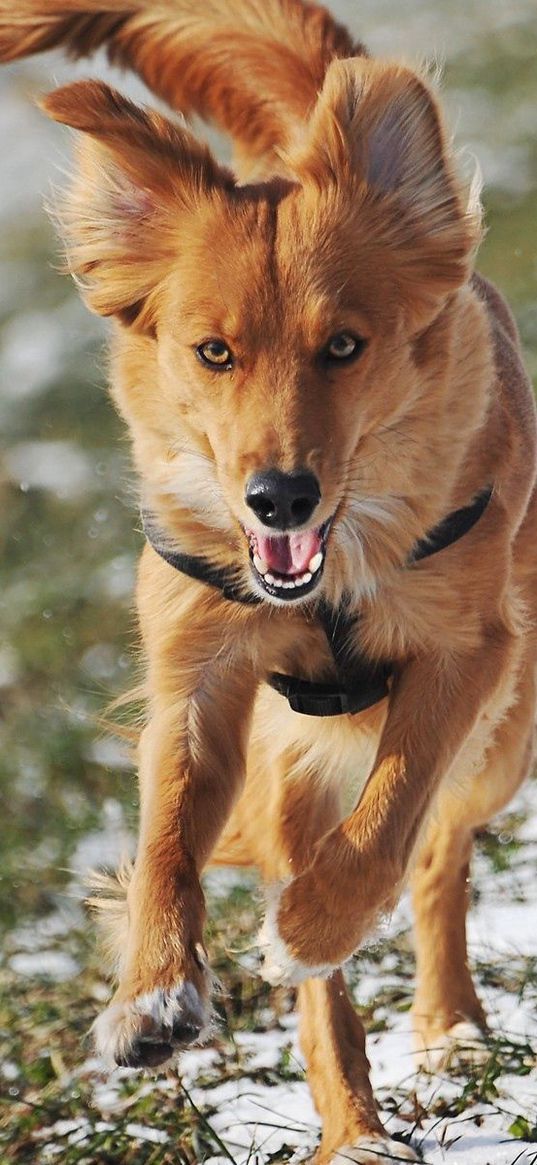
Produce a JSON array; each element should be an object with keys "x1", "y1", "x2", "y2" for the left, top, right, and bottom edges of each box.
[
  {"x1": 292, "y1": 59, "x2": 482, "y2": 327},
  {"x1": 41, "y1": 81, "x2": 235, "y2": 332}
]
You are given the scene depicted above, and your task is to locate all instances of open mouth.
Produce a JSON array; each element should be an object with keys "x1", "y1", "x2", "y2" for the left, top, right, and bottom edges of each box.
[{"x1": 245, "y1": 521, "x2": 331, "y2": 600}]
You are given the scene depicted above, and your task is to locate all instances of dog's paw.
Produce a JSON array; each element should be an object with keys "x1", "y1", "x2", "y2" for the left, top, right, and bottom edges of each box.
[
  {"x1": 331, "y1": 1135, "x2": 419, "y2": 1164},
  {"x1": 413, "y1": 1019, "x2": 489, "y2": 1072},
  {"x1": 257, "y1": 883, "x2": 337, "y2": 986},
  {"x1": 93, "y1": 980, "x2": 211, "y2": 1069},
  {"x1": 257, "y1": 866, "x2": 367, "y2": 986}
]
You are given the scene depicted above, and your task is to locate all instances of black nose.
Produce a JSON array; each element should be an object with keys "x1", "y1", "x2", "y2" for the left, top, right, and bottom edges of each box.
[{"x1": 245, "y1": 469, "x2": 321, "y2": 529}]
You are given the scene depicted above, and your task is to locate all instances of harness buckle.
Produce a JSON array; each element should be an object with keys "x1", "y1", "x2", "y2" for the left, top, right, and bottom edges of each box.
[{"x1": 269, "y1": 672, "x2": 390, "y2": 717}]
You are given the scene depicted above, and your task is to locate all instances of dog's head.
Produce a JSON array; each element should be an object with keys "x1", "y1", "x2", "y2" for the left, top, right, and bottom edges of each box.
[{"x1": 42, "y1": 60, "x2": 483, "y2": 607}]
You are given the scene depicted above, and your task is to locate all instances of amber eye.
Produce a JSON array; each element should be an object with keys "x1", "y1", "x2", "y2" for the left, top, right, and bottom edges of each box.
[
  {"x1": 196, "y1": 339, "x2": 233, "y2": 369},
  {"x1": 324, "y1": 333, "x2": 365, "y2": 362}
]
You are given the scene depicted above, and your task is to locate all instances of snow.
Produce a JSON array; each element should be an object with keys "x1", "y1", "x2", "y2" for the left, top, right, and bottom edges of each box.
[
  {"x1": 5, "y1": 440, "x2": 98, "y2": 499},
  {"x1": 172, "y1": 783, "x2": 537, "y2": 1165},
  {"x1": 171, "y1": 1000, "x2": 537, "y2": 1164},
  {"x1": 170, "y1": 1001, "x2": 537, "y2": 1164},
  {"x1": 9, "y1": 950, "x2": 80, "y2": 980},
  {"x1": 51, "y1": 781, "x2": 536, "y2": 1165}
]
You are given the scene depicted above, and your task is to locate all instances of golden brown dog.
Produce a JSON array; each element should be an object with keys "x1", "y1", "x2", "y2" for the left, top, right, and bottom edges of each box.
[{"x1": 1, "y1": 1, "x2": 536, "y2": 1161}]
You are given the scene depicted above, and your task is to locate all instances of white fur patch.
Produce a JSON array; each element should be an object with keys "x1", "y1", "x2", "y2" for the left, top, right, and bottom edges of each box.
[
  {"x1": 159, "y1": 447, "x2": 233, "y2": 533},
  {"x1": 413, "y1": 1019, "x2": 488, "y2": 1071},
  {"x1": 92, "y1": 979, "x2": 212, "y2": 1068},
  {"x1": 257, "y1": 882, "x2": 337, "y2": 986},
  {"x1": 332, "y1": 1135, "x2": 418, "y2": 1163}
]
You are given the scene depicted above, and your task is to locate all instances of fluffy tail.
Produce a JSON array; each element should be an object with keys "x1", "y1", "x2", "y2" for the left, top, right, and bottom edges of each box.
[{"x1": 0, "y1": 0, "x2": 365, "y2": 168}]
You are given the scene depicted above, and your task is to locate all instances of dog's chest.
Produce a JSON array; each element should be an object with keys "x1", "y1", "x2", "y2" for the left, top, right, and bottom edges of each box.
[{"x1": 252, "y1": 675, "x2": 388, "y2": 812}]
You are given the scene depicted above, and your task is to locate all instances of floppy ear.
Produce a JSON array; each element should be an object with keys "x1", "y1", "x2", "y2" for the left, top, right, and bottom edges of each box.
[
  {"x1": 40, "y1": 81, "x2": 235, "y2": 332},
  {"x1": 291, "y1": 58, "x2": 482, "y2": 327}
]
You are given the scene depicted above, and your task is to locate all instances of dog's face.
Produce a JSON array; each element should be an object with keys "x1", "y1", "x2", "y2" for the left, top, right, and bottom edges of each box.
[{"x1": 44, "y1": 61, "x2": 481, "y2": 606}]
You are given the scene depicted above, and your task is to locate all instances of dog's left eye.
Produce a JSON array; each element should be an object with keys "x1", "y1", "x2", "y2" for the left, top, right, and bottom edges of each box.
[
  {"x1": 324, "y1": 333, "x2": 365, "y2": 362},
  {"x1": 196, "y1": 339, "x2": 233, "y2": 369}
]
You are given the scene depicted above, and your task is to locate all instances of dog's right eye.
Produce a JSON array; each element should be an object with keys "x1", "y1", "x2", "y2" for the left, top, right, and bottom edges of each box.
[{"x1": 196, "y1": 339, "x2": 233, "y2": 370}]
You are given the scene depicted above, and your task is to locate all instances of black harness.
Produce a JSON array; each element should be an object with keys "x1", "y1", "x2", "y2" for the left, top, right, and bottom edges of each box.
[{"x1": 143, "y1": 485, "x2": 493, "y2": 718}]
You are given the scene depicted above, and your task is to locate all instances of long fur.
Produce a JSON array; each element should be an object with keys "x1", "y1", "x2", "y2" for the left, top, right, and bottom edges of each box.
[
  {"x1": 0, "y1": 0, "x2": 365, "y2": 172},
  {"x1": 2, "y1": 3, "x2": 537, "y2": 1161},
  {"x1": 86, "y1": 861, "x2": 133, "y2": 976}
]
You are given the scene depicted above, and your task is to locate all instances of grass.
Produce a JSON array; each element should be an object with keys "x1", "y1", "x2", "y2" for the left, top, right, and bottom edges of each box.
[{"x1": 2, "y1": 818, "x2": 537, "y2": 1165}]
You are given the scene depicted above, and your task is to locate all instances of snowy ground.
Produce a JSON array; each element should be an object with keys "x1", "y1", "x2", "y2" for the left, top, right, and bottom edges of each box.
[
  {"x1": 178, "y1": 780, "x2": 537, "y2": 1165},
  {"x1": 5, "y1": 777, "x2": 536, "y2": 1165}
]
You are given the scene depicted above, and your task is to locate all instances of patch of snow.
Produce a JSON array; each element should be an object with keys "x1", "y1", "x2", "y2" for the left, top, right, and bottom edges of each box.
[
  {"x1": 90, "y1": 554, "x2": 137, "y2": 602},
  {"x1": 4, "y1": 440, "x2": 98, "y2": 500},
  {"x1": 85, "y1": 737, "x2": 133, "y2": 771},
  {"x1": 124, "y1": 1123, "x2": 169, "y2": 1144},
  {"x1": 9, "y1": 908, "x2": 81, "y2": 951},
  {"x1": 0, "y1": 645, "x2": 20, "y2": 687},
  {"x1": 69, "y1": 798, "x2": 133, "y2": 875},
  {"x1": 203, "y1": 866, "x2": 258, "y2": 899},
  {"x1": 468, "y1": 899, "x2": 537, "y2": 955},
  {"x1": 9, "y1": 950, "x2": 79, "y2": 980}
]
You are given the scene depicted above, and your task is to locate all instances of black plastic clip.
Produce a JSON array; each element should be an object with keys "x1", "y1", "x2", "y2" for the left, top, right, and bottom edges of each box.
[{"x1": 268, "y1": 671, "x2": 390, "y2": 717}]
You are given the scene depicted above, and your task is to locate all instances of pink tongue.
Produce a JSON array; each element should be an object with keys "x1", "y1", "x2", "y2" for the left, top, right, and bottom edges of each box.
[{"x1": 256, "y1": 529, "x2": 322, "y2": 576}]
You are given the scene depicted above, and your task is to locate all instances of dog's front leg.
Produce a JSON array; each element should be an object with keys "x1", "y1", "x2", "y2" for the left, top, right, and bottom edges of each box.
[
  {"x1": 259, "y1": 624, "x2": 515, "y2": 985},
  {"x1": 93, "y1": 575, "x2": 256, "y2": 1068}
]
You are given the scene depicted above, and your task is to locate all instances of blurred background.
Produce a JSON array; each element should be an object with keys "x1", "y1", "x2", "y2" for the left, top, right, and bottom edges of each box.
[{"x1": 0, "y1": 2, "x2": 536, "y2": 1157}]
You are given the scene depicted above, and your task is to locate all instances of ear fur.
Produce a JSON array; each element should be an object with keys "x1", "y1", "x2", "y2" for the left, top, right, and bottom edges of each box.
[
  {"x1": 290, "y1": 58, "x2": 482, "y2": 326},
  {"x1": 40, "y1": 80, "x2": 236, "y2": 331}
]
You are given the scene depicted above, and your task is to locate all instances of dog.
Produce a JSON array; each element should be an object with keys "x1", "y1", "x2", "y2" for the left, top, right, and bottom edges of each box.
[{"x1": 1, "y1": 1, "x2": 536, "y2": 1161}]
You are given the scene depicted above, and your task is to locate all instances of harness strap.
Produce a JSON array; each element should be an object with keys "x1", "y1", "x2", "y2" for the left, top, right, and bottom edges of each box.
[
  {"x1": 269, "y1": 601, "x2": 389, "y2": 717},
  {"x1": 142, "y1": 515, "x2": 261, "y2": 606},
  {"x1": 142, "y1": 484, "x2": 493, "y2": 718},
  {"x1": 410, "y1": 485, "x2": 493, "y2": 563}
]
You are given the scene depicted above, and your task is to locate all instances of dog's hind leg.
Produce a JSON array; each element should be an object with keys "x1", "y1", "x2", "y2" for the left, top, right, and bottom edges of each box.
[
  {"x1": 411, "y1": 812, "x2": 488, "y2": 1069},
  {"x1": 217, "y1": 753, "x2": 418, "y2": 1164},
  {"x1": 299, "y1": 973, "x2": 418, "y2": 1165},
  {"x1": 411, "y1": 662, "x2": 535, "y2": 1068}
]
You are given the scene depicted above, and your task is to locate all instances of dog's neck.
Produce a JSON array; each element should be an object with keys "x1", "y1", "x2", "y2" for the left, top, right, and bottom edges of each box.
[{"x1": 142, "y1": 484, "x2": 493, "y2": 717}]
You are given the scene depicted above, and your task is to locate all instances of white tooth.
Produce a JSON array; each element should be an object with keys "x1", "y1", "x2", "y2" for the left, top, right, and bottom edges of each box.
[
  {"x1": 272, "y1": 577, "x2": 284, "y2": 587},
  {"x1": 264, "y1": 572, "x2": 275, "y2": 584},
  {"x1": 301, "y1": 572, "x2": 312, "y2": 584},
  {"x1": 308, "y1": 552, "x2": 323, "y2": 573},
  {"x1": 253, "y1": 554, "x2": 269, "y2": 575},
  {"x1": 283, "y1": 580, "x2": 295, "y2": 588}
]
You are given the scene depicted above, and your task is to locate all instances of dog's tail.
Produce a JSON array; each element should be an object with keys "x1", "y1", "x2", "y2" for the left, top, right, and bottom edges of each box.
[{"x1": 0, "y1": 0, "x2": 365, "y2": 169}]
